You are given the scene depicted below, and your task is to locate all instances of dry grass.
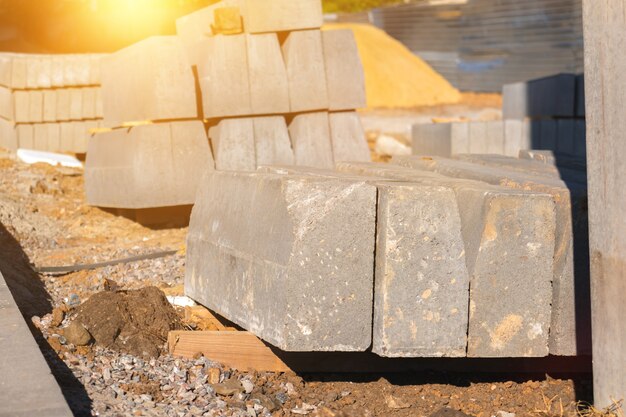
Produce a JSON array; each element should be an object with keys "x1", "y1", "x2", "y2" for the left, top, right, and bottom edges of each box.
[{"x1": 532, "y1": 393, "x2": 623, "y2": 417}]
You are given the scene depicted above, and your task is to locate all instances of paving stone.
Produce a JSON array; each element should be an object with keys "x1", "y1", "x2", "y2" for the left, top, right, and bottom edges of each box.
[
  {"x1": 412, "y1": 122, "x2": 469, "y2": 157},
  {"x1": 185, "y1": 170, "x2": 376, "y2": 351},
  {"x1": 253, "y1": 116, "x2": 294, "y2": 166},
  {"x1": 42, "y1": 90, "x2": 57, "y2": 122},
  {"x1": 288, "y1": 112, "x2": 334, "y2": 169},
  {"x1": 282, "y1": 30, "x2": 329, "y2": 113},
  {"x1": 265, "y1": 164, "x2": 469, "y2": 357},
  {"x1": 196, "y1": 34, "x2": 252, "y2": 119},
  {"x1": 86, "y1": 121, "x2": 214, "y2": 208},
  {"x1": 242, "y1": 0, "x2": 322, "y2": 33},
  {"x1": 329, "y1": 111, "x2": 370, "y2": 162},
  {"x1": 392, "y1": 155, "x2": 589, "y2": 356},
  {"x1": 246, "y1": 33, "x2": 289, "y2": 115},
  {"x1": 101, "y1": 36, "x2": 197, "y2": 126},
  {"x1": 503, "y1": 74, "x2": 577, "y2": 119},
  {"x1": 338, "y1": 161, "x2": 556, "y2": 357},
  {"x1": 322, "y1": 30, "x2": 366, "y2": 111},
  {"x1": 209, "y1": 118, "x2": 256, "y2": 171}
]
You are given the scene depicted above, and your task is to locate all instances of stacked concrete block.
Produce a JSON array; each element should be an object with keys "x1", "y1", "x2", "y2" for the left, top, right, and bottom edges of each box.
[
  {"x1": 413, "y1": 121, "x2": 508, "y2": 157},
  {"x1": 85, "y1": 121, "x2": 213, "y2": 209},
  {"x1": 186, "y1": 170, "x2": 376, "y2": 351},
  {"x1": 0, "y1": 53, "x2": 105, "y2": 153},
  {"x1": 392, "y1": 155, "x2": 591, "y2": 356}
]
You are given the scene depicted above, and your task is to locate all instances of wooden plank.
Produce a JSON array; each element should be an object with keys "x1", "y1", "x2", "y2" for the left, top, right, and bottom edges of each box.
[
  {"x1": 582, "y1": 0, "x2": 626, "y2": 408},
  {"x1": 168, "y1": 331, "x2": 292, "y2": 373}
]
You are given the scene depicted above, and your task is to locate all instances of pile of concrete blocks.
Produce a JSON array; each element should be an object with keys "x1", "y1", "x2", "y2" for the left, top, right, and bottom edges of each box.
[
  {"x1": 412, "y1": 74, "x2": 586, "y2": 160},
  {"x1": 0, "y1": 53, "x2": 106, "y2": 153},
  {"x1": 186, "y1": 152, "x2": 590, "y2": 357},
  {"x1": 85, "y1": 0, "x2": 370, "y2": 211}
]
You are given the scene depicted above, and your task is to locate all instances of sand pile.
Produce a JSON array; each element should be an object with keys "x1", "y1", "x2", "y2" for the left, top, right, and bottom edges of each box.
[{"x1": 323, "y1": 23, "x2": 462, "y2": 108}]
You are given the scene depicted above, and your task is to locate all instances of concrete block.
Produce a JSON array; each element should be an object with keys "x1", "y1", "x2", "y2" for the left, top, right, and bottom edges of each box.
[
  {"x1": 85, "y1": 121, "x2": 214, "y2": 208},
  {"x1": 209, "y1": 118, "x2": 255, "y2": 171},
  {"x1": 68, "y1": 88, "x2": 83, "y2": 121},
  {"x1": 539, "y1": 119, "x2": 558, "y2": 151},
  {"x1": 89, "y1": 54, "x2": 102, "y2": 85},
  {"x1": 196, "y1": 34, "x2": 252, "y2": 119},
  {"x1": 503, "y1": 119, "x2": 529, "y2": 157},
  {"x1": 72, "y1": 122, "x2": 89, "y2": 153},
  {"x1": 242, "y1": 0, "x2": 322, "y2": 33},
  {"x1": 322, "y1": 30, "x2": 366, "y2": 111},
  {"x1": 43, "y1": 90, "x2": 57, "y2": 122},
  {"x1": 82, "y1": 87, "x2": 97, "y2": 120},
  {"x1": 282, "y1": 30, "x2": 329, "y2": 113},
  {"x1": 575, "y1": 73, "x2": 585, "y2": 117},
  {"x1": 0, "y1": 54, "x2": 13, "y2": 87},
  {"x1": 556, "y1": 119, "x2": 576, "y2": 155},
  {"x1": 0, "y1": 118, "x2": 17, "y2": 151},
  {"x1": 338, "y1": 161, "x2": 556, "y2": 357},
  {"x1": 11, "y1": 55, "x2": 27, "y2": 89},
  {"x1": 246, "y1": 33, "x2": 289, "y2": 115},
  {"x1": 37, "y1": 56, "x2": 52, "y2": 88},
  {"x1": 574, "y1": 119, "x2": 587, "y2": 159},
  {"x1": 34, "y1": 123, "x2": 48, "y2": 151},
  {"x1": 392, "y1": 155, "x2": 590, "y2": 356},
  {"x1": 329, "y1": 111, "x2": 370, "y2": 162},
  {"x1": 74, "y1": 55, "x2": 91, "y2": 86},
  {"x1": 101, "y1": 36, "x2": 197, "y2": 126},
  {"x1": 185, "y1": 170, "x2": 376, "y2": 351},
  {"x1": 0, "y1": 86, "x2": 13, "y2": 120},
  {"x1": 95, "y1": 88, "x2": 103, "y2": 118},
  {"x1": 213, "y1": 6, "x2": 243, "y2": 34},
  {"x1": 26, "y1": 56, "x2": 41, "y2": 89},
  {"x1": 485, "y1": 121, "x2": 505, "y2": 154},
  {"x1": 412, "y1": 122, "x2": 470, "y2": 157},
  {"x1": 253, "y1": 116, "x2": 294, "y2": 166},
  {"x1": 468, "y1": 122, "x2": 488, "y2": 153},
  {"x1": 288, "y1": 112, "x2": 334, "y2": 169},
  {"x1": 48, "y1": 123, "x2": 61, "y2": 152},
  {"x1": 56, "y1": 89, "x2": 71, "y2": 121},
  {"x1": 29, "y1": 91, "x2": 44, "y2": 123},
  {"x1": 13, "y1": 91, "x2": 29, "y2": 123},
  {"x1": 503, "y1": 74, "x2": 577, "y2": 119},
  {"x1": 63, "y1": 55, "x2": 79, "y2": 86},
  {"x1": 51, "y1": 56, "x2": 64, "y2": 87},
  {"x1": 17, "y1": 124, "x2": 34, "y2": 149},
  {"x1": 59, "y1": 122, "x2": 73, "y2": 152}
]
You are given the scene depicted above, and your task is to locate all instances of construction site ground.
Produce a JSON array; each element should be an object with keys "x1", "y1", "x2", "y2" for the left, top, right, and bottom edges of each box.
[{"x1": 0, "y1": 101, "x2": 593, "y2": 417}]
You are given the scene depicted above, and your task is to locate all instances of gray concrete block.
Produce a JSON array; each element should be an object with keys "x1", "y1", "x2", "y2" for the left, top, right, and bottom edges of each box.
[
  {"x1": 338, "y1": 161, "x2": 556, "y2": 357},
  {"x1": 556, "y1": 119, "x2": 576, "y2": 155},
  {"x1": 484, "y1": 121, "x2": 505, "y2": 154},
  {"x1": 196, "y1": 34, "x2": 252, "y2": 119},
  {"x1": 246, "y1": 33, "x2": 290, "y2": 115},
  {"x1": 13, "y1": 91, "x2": 29, "y2": 123},
  {"x1": 539, "y1": 119, "x2": 557, "y2": 151},
  {"x1": 48, "y1": 123, "x2": 61, "y2": 152},
  {"x1": 0, "y1": 270, "x2": 73, "y2": 417},
  {"x1": 101, "y1": 36, "x2": 197, "y2": 126},
  {"x1": 574, "y1": 119, "x2": 586, "y2": 159},
  {"x1": 253, "y1": 116, "x2": 294, "y2": 167},
  {"x1": 575, "y1": 73, "x2": 585, "y2": 117},
  {"x1": 16, "y1": 124, "x2": 34, "y2": 149},
  {"x1": 209, "y1": 118, "x2": 256, "y2": 171},
  {"x1": 68, "y1": 88, "x2": 83, "y2": 121},
  {"x1": 503, "y1": 119, "x2": 529, "y2": 157},
  {"x1": 55, "y1": 89, "x2": 71, "y2": 121},
  {"x1": 37, "y1": 56, "x2": 52, "y2": 88},
  {"x1": 185, "y1": 170, "x2": 376, "y2": 351},
  {"x1": 34, "y1": 123, "x2": 48, "y2": 151},
  {"x1": 282, "y1": 30, "x2": 329, "y2": 113},
  {"x1": 85, "y1": 121, "x2": 214, "y2": 208},
  {"x1": 42, "y1": 90, "x2": 57, "y2": 122},
  {"x1": 288, "y1": 112, "x2": 334, "y2": 169},
  {"x1": 0, "y1": 86, "x2": 13, "y2": 120},
  {"x1": 82, "y1": 87, "x2": 97, "y2": 120},
  {"x1": 261, "y1": 164, "x2": 470, "y2": 358},
  {"x1": 503, "y1": 74, "x2": 577, "y2": 119},
  {"x1": 0, "y1": 54, "x2": 13, "y2": 88},
  {"x1": 392, "y1": 155, "x2": 589, "y2": 356},
  {"x1": 51, "y1": 56, "x2": 64, "y2": 87},
  {"x1": 242, "y1": 0, "x2": 322, "y2": 33},
  {"x1": 412, "y1": 122, "x2": 470, "y2": 157},
  {"x1": 322, "y1": 30, "x2": 366, "y2": 111},
  {"x1": 11, "y1": 55, "x2": 27, "y2": 89},
  {"x1": 468, "y1": 122, "x2": 488, "y2": 154},
  {"x1": 28, "y1": 91, "x2": 44, "y2": 123},
  {"x1": 0, "y1": 118, "x2": 17, "y2": 151},
  {"x1": 329, "y1": 111, "x2": 370, "y2": 163}
]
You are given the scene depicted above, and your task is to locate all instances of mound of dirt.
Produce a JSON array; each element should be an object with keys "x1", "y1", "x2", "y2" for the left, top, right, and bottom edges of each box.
[
  {"x1": 323, "y1": 23, "x2": 462, "y2": 108},
  {"x1": 72, "y1": 286, "x2": 182, "y2": 357}
]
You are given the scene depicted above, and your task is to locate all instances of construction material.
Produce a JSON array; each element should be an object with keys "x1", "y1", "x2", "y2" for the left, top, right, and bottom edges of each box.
[
  {"x1": 243, "y1": 0, "x2": 322, "y2": 33},
  {"x1": 246, "y1": 33, "x2": 290, "y2": 115},
  {"x1": 253, "y1": 116, "x2": 294, "y2": 166},
  {"x1": 34, "y1": 250, "x2": 178, "y2": 275},
  {"x1": 85, "y1": 121, "x2": 213, "y2": 209},
  {"x1": 503, "y1": 74, "x2": 578, "y2": 120},
  {"x1": 0, "y1": 269, "x2": 73, "y2": 416},
  {"x1": 168, "y1": 331, "x2": 291, "y2": 372},
  {"x1": 323, "y1": 23, "x2": 461, "y2": 108},
  {"x1": 329, "y1": 111, "x2": 370, "y2": 163},
  {"x1": 101, "y1": 36, "x2": 197, "y2": 126},
  {"x1": 392, "y1": 155, "x2": 590, "y2": 356},
  {"x1": 209, "y1": 118, "x2": 256, "y2": 172},
  {"x1": 186, "y1": 170, "x2": 377, "y2": 351},
  {"x1": 288, "y1": 112, "x2": 335, "y2": 169},
  {"x1": 583, "y1": 0, "x2": 626, "y2": 407},
  {"x1": 336, "y1": 162, "x2": 556, "y2": 357}
]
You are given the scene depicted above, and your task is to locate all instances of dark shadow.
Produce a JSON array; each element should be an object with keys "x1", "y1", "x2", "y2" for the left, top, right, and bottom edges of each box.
[
  {"x1": 100, "y1": 205, "x2": 193, "y2": 229},
  {"x1": 0, "y1": 221, "x2": 92, "y2": 416}
]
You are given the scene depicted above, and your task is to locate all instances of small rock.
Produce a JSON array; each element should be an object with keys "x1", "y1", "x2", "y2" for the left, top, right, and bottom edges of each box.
[
  {"x1": 385, "y1": 394, "x2": 411, "y2": 410},
  {"x1": 429, "y1": 408, "x2": 475, "y2": 417},
  {"x1": 275, "y1": 392, "x2": 288, "y2": 405},
  {"x1": 291, "y1": 403, "x2": 316, "y2": 415},
  {"x1": 207, "y1": 367, "x2": 221, "y2": 384},
  {"x1": 495, "y1": 411, "x2": 516, "y2": 417},
  {"x1": 63, "y1": 321, "x2": 92, "y2": 346},
  {"x1": 211, "y1": 377, "x2": 243, "y2": 396},
  {"x1": 241, "y1": 379, "x2": 254, "y2": 394},
  {"x1": 251, "y1": 394, "x2": 278, "y2": 412},
  {"x1": 47, "y1": 336, "x2": 62, "y2": 353},
  {"x1": 50, "y1": 307, "x2": 65, "y2": 327}
]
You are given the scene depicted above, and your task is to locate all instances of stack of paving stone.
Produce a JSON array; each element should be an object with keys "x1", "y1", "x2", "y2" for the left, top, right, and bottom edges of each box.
[
  {"x1": 185, "y1": 153, "x2": 591, "y2": 357},
  {"x1": 85, "y1": 0, "x2": 370, "y2": 210},
  {"x1": 412, "y1": 74, "x2": 586, "y2": 160},
  {"x1": 0, "y1": 53, "x2": 105, "y2": 153}
]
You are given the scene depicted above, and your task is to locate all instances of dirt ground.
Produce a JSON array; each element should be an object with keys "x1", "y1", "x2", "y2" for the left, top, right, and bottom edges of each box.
[{"x1": 0, "y1": 143, "x2": 601, "y2": 417}]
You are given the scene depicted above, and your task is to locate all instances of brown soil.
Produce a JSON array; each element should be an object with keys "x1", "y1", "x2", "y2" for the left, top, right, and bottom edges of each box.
[{"x1": 73, "y1": 287, "x2": 182, "y2": 357}]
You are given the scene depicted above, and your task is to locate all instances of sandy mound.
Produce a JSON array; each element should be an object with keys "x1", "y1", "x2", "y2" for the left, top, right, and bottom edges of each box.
[{"x1": 323, "y1": 23, "x2": 462, "y2": 108}]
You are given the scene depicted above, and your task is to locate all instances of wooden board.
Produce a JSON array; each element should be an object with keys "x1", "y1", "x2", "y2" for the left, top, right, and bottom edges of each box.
[{"x1": 168, "y1": 331, "x2": 291, "y2": 373}]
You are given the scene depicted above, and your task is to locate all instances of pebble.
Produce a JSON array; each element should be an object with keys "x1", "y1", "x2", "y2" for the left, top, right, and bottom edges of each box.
[{"x1": 63, "y1": 321, "x2": 92, "y2": 346}]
